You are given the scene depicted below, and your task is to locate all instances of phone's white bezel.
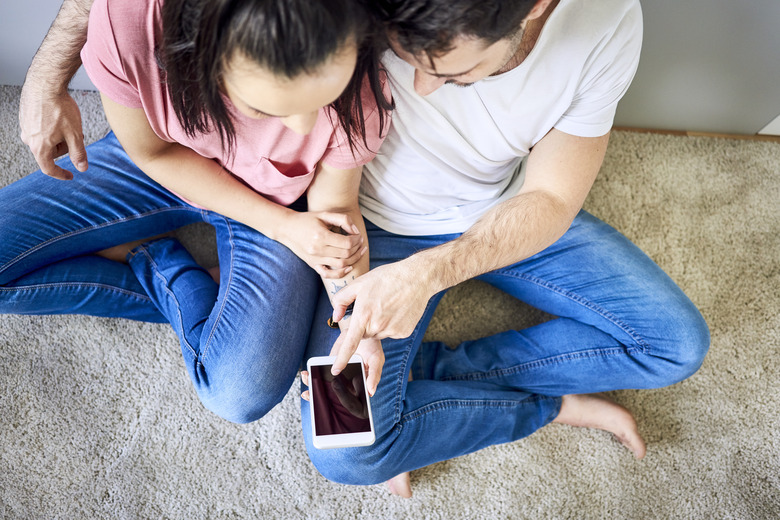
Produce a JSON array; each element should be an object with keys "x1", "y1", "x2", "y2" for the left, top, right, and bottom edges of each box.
[{"x1": 307, "y1": 354, "x2": 375, "y2": 450}]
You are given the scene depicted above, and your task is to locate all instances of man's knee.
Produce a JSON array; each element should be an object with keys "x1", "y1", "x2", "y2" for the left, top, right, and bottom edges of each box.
[
  {"x1": 197, "y1": 380, "x2": 288, "y2": 424},
  {"x1": 307, "y1": 446, "x2": 387, "y2": 486},
  {"x1": 654, "y1": 301, "x2": 710, "y2": 386}
]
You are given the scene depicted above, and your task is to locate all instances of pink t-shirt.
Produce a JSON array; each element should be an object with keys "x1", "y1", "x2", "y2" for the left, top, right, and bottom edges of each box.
[{"x1": 81, "y1": 0, "x2": 387, "y2": 207}]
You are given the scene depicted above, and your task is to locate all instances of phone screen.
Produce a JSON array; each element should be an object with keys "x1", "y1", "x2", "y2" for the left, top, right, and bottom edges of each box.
[{"x1": 310, "y1": 362, "x2": 371, "y2": 435}]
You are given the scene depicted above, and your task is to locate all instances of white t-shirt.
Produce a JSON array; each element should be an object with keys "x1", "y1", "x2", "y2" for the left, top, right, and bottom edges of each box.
[{"x1": 360, "y1": 0, "x2": 643, "y2": 235}]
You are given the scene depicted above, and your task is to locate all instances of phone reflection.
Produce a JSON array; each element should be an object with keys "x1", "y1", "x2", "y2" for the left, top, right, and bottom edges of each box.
[{"x1": 311, "y1": 363, "x2": 371, "y2": 435}]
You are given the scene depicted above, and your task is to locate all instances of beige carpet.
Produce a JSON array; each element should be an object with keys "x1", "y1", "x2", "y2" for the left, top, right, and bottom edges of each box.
[{"x1": 1, "y1": 84, "x2": 778, "y2": 519}]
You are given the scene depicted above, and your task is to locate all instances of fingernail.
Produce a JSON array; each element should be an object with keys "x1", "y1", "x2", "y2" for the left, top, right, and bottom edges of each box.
[
  {"x1": 352, "y1": 225, "x2": 359, "y2": 234},
  {"x1": 332, "y1": 368, "x2": 341, "y2": 376},
  {"x1": 344, "y1": 266, "x2": 353, "y2": 274},
  {"x1": 77, "y1": 161, "x2": 88, "y2": 171}
]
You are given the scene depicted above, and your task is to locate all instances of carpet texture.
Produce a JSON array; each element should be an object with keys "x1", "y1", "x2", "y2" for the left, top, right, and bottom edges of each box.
[{"x1": 1, "y1": 85, "x2": 778, "y2": 519}]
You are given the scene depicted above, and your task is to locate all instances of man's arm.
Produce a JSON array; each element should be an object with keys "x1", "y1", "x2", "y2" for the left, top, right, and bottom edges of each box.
[
  {"x1": 329, "y1": 128, "x2": 610, "y2": 366},
  {"x1": 19, "y1": 0, "x2": 94, "y2": 180}
]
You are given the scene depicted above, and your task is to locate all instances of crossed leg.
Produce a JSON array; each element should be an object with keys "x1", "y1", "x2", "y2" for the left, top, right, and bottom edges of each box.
[{"x1": 304, "y1": 212, "x2": 707, "y2": 496}]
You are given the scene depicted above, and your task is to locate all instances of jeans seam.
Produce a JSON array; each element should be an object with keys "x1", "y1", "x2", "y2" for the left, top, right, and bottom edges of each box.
[
  {"x1": 491, "y1": 268, "x2": 651, "y2": 353},
  {"x1": 0, "y1": 281, "x2": 154, "y2": 301},
  {"x1": 135, "y1": 245, "x2": 197, "y2": 358},
  {"x1": 391, "y1": 296, "x2": 441, "y2": 425},
  {"x1": 200, "y1": 217, "x2": 233, "y2": 363},
  {"x1": 399, "y1": 394, "x2": 554, "y2": 425},
  {"x1": 0, "y1": 207, "x2": 199, "y2": 278},
  {"x1": 440, "y1": 346, "x2": 630, "y2": 382}
]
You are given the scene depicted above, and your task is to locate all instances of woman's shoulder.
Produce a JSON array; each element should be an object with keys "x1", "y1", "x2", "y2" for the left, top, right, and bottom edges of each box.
[
  {"x1": 83, "y1": 0, "x2": 163, "y2": 108},
  {"x1": 320, "y1": 71, "x2": 392, "y2": 171},
  {"x1": 91, "y1": 0, "x2": 161, "y2": 58}
]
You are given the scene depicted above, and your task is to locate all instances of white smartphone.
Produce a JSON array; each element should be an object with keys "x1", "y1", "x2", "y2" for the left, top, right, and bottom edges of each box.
[{"x1": 307, "y1": 354, "x2": 375, "y2": 450}]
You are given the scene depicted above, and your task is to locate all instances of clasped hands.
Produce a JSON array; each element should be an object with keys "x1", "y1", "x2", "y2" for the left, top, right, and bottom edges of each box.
[{"x1": 280, "y1": 211, "x2": 367, "y2": 279}]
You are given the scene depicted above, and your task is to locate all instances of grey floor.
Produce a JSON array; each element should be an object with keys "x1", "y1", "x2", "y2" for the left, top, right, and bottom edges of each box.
[{"x1": 1, "y1": 85, "x2": 778, "y2": 519}]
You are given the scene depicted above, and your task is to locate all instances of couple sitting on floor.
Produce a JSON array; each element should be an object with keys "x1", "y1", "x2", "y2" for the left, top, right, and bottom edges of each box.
[{"x1": 6, "y1": 0, "x2": 708, "y2": 498}]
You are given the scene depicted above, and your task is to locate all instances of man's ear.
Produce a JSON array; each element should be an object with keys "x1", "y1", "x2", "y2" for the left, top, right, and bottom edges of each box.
[{"x1": 526, "y1": 0, "x2": 555, "y2": 20}]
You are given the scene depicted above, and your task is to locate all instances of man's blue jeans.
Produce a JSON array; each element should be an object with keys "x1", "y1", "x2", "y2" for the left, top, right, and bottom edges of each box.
[
  {"x1": 302, "y1": 214, "x2": 710, "y2": 484},
  {"x1": 0, "y1": 132, "x2": 320, "y2": 423}
]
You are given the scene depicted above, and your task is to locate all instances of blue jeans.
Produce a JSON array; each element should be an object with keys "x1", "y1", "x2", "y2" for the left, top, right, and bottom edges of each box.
[
  {"x1": 0, "y1": 132, "x2": 320, "y2": 423},
  {"x1": 302, "y1": 213, "x2": 710, "y2": 484}
]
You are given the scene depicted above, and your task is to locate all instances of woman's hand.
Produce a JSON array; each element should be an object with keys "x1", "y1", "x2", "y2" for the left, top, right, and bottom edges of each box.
[{"x1": 281, "y1": 210, "x2": 367, "y2": 278}]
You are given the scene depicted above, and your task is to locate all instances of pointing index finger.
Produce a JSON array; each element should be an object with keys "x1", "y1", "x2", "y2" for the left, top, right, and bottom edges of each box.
[{"x1": 331, "y1": 323, "x2": 364, "y2": 376}]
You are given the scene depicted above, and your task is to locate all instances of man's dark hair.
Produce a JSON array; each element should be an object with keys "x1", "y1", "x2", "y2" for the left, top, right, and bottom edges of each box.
[
  {"x1": 372, "y1": 0, "x2": 537, "y2": 58},
  {"x1": 160, "y1": 0, "x2": 392, "y2": 155}
]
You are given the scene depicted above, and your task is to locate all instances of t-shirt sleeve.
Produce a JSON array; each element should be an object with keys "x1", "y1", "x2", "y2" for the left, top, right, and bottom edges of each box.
[
  {"x1": 80, "y1": 0, "x2": 143, "y2": 108},
  {"x1": 554, "y1": 1, "x2": 643, "y2": 137},
  {"x1": 321, "y1": 72, "x2": 392, "y2": 170}
]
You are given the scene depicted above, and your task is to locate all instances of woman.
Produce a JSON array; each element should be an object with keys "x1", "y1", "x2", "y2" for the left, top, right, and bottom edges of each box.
[{"x1": 0, "y1": 0, "x2": 391, "y2": 423}]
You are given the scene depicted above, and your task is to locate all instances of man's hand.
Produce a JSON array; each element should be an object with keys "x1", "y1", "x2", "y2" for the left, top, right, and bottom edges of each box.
[
  {"x1": 282, "y1": 211, "x2": 366, "y2": 278},
  {"x1": 19, "y1": 0, "x2": 94, "y2": 180},
  {"x1": 301, "y1": 337, "x2": 384, "y2": 400},
  {"x1": 329, "y1": 259, "x2": 434, "y2": 378},
  {"x1": 20, "y1": 85, "x2": 88, "y2": 180}
]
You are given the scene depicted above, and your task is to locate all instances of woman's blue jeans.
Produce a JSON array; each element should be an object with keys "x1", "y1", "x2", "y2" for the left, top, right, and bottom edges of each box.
[
  {"x1": 302, "y1": 214, "x2": 710, "y2": 484},
  {"x1": 0, "y1": 132, "x2": 320, "y2": 423}
]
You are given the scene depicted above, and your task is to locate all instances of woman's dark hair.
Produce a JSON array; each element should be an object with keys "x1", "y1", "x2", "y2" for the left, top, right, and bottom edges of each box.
[
  {"x1": 371, "y1": 0, "x2": 537, "y2": 59},
  {"x1": 160, "y1": 0, "x2": 392, "y2": 155}
]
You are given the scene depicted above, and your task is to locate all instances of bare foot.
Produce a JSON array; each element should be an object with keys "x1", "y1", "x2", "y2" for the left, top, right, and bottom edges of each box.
[
  {"x1": 387, "y1": 472, "x2": 412, "y2": 498},
  {"x1": 95, "y1": 233, "x2": 172, "y2": 263},
  {"x1": 552, "y1": 393, "x2": 646, "y2": 459}
]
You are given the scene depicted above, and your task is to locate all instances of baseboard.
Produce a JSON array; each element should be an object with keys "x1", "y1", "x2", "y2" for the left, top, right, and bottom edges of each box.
[{"x1": 614, "y1": 126, "x2": 780, "y2": 143}]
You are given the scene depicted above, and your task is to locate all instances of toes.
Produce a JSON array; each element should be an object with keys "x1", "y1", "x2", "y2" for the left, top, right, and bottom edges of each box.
[
  {"x1": 387, "y1": 473, "x2": 412, "y2": 498},
  {"x1": 620, "y1": 431, "x2": 647, "y2": 459}
]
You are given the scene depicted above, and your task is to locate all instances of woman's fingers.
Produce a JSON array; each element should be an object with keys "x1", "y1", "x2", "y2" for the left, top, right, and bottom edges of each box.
[
  {"x1": 300, "y1": 371, "x2": 310, "y2": 401},
  {"x1": 315, "y1": 263, "x2": 353, "y2": 279},
  {"x1": 319, "y1": 211, "x2": 360, "y2": 236},
  {"x1": 316, "y1": 234, "x2": 363, "y2": 259}
]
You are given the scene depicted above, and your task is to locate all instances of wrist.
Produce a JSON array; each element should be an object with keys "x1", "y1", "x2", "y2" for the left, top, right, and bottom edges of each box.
[
  {"x1": 405, "y1": 250, "x2": 447, "y2": 297},
  {"x1": 249, "y1": 203, "x2": 294, "y2": 244},
  {"x1": 24, "y1": 64, "x2": 73, "y2": 97}
]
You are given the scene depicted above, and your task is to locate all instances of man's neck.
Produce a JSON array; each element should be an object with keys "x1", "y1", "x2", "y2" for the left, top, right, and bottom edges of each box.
[{"x1": 494, "y1": 0, "x2": 560, "y2": 76}]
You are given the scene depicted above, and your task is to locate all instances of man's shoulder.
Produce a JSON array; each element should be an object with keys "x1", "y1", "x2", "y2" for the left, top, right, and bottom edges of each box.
[{"x1": 554, "y1": 0, "x2": 641, "y2": 36}]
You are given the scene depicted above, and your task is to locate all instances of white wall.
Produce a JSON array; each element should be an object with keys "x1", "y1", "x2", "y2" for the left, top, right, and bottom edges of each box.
[
  {"x1": 1, "y1": 0, "x2": 779, "y2": 134},
  {"x1": 613, "y1": 0, "x2": 780, "y2": 134},
  {"x1": 0, "y1": 0, "x2": 95, "y2": 90}
]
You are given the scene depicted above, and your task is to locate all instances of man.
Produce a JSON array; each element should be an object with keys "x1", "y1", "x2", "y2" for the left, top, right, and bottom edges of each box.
[
  {"x1": 301, "y1": 0, "x2": 709, "y2": 497},
  {"x1": 20, "y1": 0, "x2": 708, "y2": 499}
]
